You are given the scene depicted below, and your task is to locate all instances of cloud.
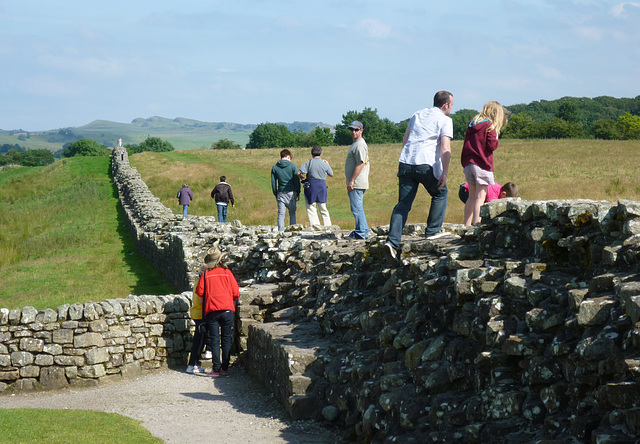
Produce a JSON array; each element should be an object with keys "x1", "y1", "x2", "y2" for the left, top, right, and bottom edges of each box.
[
  {"x1": 536, "y1": 64, "x2": 564, "y2": 81},
  {"x1": 611, "y1": 2, "x2": 640, "y2": 18},
  {"x1": 573, "y1": 26, "x2": 605, "y2": 41},
  {"x1": 356, "y1": 18, "x2": 392, "y2": 40}
]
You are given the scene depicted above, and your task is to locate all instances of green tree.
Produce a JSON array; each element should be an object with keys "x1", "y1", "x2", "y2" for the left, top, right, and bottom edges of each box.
[
  {"x1": 138, "y1": 137, "x2": 175, "y2": 153},
  {"x1": 556, "y1": 101, "x2": 582, "y2": 123},
  {"x1": 502, "y1": 113, "x2": 536, "y2": 139},
  {"x1": 63, "y1": 139, "x2": 107, "y2": 157},
  {"x1": 211, "y1": 138, "x2": 241, "y2": 150},
  {"x1": 616, "y1": 113, "x2": 640, "y2": 139},
  {"x1": 0, "y1": 149, "x2": 21, "y2": 165},
  {"x1": 592, "y1": 119, "x2": 619, "y2": 140},
  {"x1": 311, "y1": 127, "x2": 334, "y2": 146},
  {"x1": 19, "y1": 149, "x2": 55, "y2": 166},
  {"x1": 539, "y1": 118, "x2": 583, "y2": 138},
  {"x1": 246, "y1": 123, "x2": 295, "y2": 149},
  {"x1": 334, "y1": 108, "x2": 404, "y2": 145},
  {"x1": 451, "y1": 109, "x2": 478, "y2": 140},
  {"x1": 295, "y1": 127, "x2": 335, "y2": 147}
]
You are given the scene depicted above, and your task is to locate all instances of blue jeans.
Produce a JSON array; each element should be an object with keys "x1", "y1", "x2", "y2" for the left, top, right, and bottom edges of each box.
[
  {"x1": 217, "y1": 204, "x2": 228, "y2": 223},
  {"x1": 182, "y1": 205, "x2": 189, "y2": 219},
  {"x1": 276, "y1": 191, "x2": 297, "y2": 231},
  {"x1": 348, "y1": 189, "x2": 369, "y2": 239},
  {"x1": 206, "y1": 310, "x2": 235, "y2": 372},
  {"x1": 387, "y1": 163, "x2": 448, "y2": 249}
]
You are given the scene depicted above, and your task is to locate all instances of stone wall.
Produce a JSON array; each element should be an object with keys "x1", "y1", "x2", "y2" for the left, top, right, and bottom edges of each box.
[
  {"x1": 3, "y1": 149, "x2": 640, "y2": 442},
  {"x1": 226, "y1": 199, "x2": 640, "y2": 443},
  {"x1": 0, "y1": 293, "x2": 193, "y2": 391}
]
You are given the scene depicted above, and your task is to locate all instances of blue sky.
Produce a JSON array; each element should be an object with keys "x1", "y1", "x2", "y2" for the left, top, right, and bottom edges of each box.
[{"x1": 1, "y1": 0, "x2": 639, "y2": 131}]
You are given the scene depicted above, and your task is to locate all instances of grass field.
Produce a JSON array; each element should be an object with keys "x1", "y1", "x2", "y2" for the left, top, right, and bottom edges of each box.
[
  {"x1": 2, "y1": 138, "x2": 639, "y2": 310},
  {"x1": 0, "y1": 157, "x2": 174, "y2": 310},
  {"x1": 130, "y1": 139, "x2": 640, "y2": 227},
  {"x1": 0, "y1": 409, "x2": 161, "y2": 443}
]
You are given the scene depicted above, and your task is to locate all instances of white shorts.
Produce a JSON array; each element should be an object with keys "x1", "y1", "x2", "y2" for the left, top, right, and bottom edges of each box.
[{"x1": 464, "y1": 164, "x2": 494, "y2": 186}]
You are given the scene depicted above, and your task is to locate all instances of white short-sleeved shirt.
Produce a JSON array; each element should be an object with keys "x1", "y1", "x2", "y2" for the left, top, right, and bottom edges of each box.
[{"x1": 398, "y1": 107, "x2": 453, "y2": 179}]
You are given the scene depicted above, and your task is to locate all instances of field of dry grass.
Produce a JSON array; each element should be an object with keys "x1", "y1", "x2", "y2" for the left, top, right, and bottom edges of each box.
[{"x1": 130, "y1": 139, "x2": 640, "y2": 228}]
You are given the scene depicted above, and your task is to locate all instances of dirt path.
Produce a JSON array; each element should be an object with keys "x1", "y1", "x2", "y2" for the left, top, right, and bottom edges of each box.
[{"x1": 0, "y1": 366, "x2": 343, "y2": 444}]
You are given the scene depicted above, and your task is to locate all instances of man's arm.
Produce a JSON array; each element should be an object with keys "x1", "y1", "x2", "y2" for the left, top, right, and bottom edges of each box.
[
  {"x1": 271, "y1": 168, "x2": 278, "y2": 196},
  {"x1": 347, "y1": 162, "x2": 365, "y2": 192},
  {"x1": 402, "y1": 124, "x2": 411, "y2": 145},
  {"x1": 438, "y1": 136, "x2": 452, "y2": 190}
]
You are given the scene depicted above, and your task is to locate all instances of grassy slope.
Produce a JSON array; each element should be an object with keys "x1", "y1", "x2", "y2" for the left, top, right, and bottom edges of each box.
[
  {"x1": 2, "y1": 138, "x2": 638, "y2": 310},
  {"x1": 0, "y1": 157, "x2": 174, "y2": 310},
  {"x1": 131, "y1": 139, "x2": 640, "y2": 228}
]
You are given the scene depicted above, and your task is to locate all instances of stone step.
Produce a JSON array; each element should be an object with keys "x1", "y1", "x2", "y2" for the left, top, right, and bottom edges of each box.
[{"x1": 245, "y1": 320, "x2": 331, "y2": 420}]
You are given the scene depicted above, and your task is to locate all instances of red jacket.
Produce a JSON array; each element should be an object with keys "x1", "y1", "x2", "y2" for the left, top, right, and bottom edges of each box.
[
  {"x1": 461, "y1": 120, "x2": 499, "y2": 172},
  {"x1": 195, "y1": 267, "x2": 240, "y2": 314}
]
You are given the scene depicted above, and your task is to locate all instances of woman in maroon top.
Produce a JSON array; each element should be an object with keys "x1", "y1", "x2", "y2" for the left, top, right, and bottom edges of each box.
[
  {"x1": 195, "y1": 246, "x2": 239, "y2": 376},
  {"x1": 461, "y1": 101, "x2": 507, "y2": 226}
]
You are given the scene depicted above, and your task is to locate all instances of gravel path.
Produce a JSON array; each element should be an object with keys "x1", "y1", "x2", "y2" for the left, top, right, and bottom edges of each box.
[{"x1": 0, "y1": 365, "x2": 343, "y2": 444}]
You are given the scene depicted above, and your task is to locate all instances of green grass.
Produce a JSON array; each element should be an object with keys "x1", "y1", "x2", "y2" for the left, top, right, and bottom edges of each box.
[
  {"x1": 0, "y1": 409, "x2": 161, "y2": 443},
  {"x1": 0, "y1": 157, "x2": 174, "y2": 310},
  {"x1": 130, "y1": 139, "x2": 640, "y2": 227}
]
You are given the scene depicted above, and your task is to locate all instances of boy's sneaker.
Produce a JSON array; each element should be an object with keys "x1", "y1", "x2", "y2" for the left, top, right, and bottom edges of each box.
[
  {"x1": 383, "y1": 243, "x2": 398, "y2": 265},
  {"x1": 220, "y1": 369, "x2": 229, "y2": 377},
  {"x1": 209, "y1": 370, "x2": 220, "y2": 377}
]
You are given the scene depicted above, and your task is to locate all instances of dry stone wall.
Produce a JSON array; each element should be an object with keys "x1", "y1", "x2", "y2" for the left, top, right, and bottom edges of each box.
[
  {"x1": 219, "y1": 199, "x2": 640, "y2": 443},
  {"x1": 3, "y1": 149, "x2": 640, "y2": 443},
  {"x1": 0, "y1": 294, "x2": 193, "y2": 391}
]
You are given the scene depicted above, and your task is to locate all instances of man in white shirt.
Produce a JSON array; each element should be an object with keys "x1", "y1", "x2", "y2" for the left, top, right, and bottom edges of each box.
[{"x1": 385, "y1": 91, "x2": 454, "y2": 263}]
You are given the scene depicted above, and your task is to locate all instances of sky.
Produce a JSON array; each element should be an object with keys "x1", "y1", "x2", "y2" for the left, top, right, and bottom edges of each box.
[{"x1": 1, "y1": 0, "x2": 639, "y2": 132}]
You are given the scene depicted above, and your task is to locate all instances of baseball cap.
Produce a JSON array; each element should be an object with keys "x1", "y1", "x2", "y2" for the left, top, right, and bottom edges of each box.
[{"x1": 348, "y1": 121, "x2": 363, "y2": 130}]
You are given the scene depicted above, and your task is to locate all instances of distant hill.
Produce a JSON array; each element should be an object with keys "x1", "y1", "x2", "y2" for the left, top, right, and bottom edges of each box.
[{"x1": 0, "y1": 117, "x2": 332, "y2": 152}]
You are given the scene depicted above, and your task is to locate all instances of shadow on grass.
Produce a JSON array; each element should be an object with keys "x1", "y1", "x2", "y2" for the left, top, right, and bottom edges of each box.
[{"x1": 109, "y1": 177, "x2": 175, "y2": 296}]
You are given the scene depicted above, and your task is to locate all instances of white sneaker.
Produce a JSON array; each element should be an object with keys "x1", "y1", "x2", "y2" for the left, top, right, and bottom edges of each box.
[
  {"x1": 426, "y1": 231, "x2": 451, "y2": 240},
  {"x1": 186, "y1": 365, "x2": 204, "y2": 374},
  {"x1": 204, "y1": 351, "x2": 212, "y2": 359},
  {"x1": 383, "y1": 243, "x2": 398, "y2": 265}
]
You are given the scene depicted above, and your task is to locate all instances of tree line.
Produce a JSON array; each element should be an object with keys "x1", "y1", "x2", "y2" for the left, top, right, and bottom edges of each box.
[
  {"x1": 0, "y1": 145, "x2": 55, "y2": 167},
  {"x1": 4, "y1": 95, "x2": 639, "y2": 164},
  {"x1": 244, "y1": 95, "x2": 640, "y2": 148}
]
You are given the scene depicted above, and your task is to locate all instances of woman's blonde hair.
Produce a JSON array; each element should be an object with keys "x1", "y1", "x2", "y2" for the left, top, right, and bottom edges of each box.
[{"x1": 472, "y1": 101, "x2": 508, "y2": 137}]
